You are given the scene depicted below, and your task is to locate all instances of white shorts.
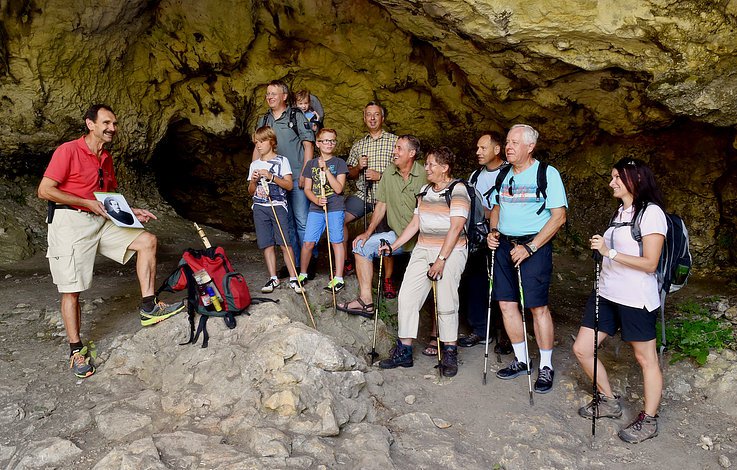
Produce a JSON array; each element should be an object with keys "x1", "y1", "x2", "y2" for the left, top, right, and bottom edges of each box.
[{"x1": 46, "y1": 209, "x2": 144, "y2": 293}]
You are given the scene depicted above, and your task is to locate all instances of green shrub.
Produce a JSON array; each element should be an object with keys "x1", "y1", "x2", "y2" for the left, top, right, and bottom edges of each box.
[{"x1": 662, "y1": 299, "x2": 735, "y2": 365}]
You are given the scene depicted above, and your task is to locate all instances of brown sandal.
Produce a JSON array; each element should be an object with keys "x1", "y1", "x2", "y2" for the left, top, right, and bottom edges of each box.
[
  {"x1": 337, "y1": 297, "x2": 374, "y2": 318},
  {"x1": 422, "y1": 337, "x2": 439, "y2": 356}
]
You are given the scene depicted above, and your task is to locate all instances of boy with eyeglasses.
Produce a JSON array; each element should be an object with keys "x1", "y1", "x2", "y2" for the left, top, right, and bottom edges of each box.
[{"x1": 297, "y1": 128, "x2": 349, "y2": 291}]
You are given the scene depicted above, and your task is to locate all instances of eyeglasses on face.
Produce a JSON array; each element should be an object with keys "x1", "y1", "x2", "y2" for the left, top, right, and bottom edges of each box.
[
  {"x1": 317, "y1": 139, "x2": 337, "y2": 144},
  {"x1": 265, "y1": 92, "x2": 282, "y2": 98}
]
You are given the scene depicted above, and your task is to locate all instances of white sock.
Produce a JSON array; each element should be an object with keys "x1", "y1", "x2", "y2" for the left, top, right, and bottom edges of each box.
[
  {"x1": 539, "y1": 349, "x2": 553, "y2": 370},
  {"x1": 512, "y1": 342, "x2": 528, "y2": 363},
  {"x1": 299, "y1": 272, "x2": 308, "y2": 278},
  {"x1": 271, "y1": 276, "x2": 278, "y2": 281},
  {"x1": 289, "y1": 277, "x2": 297, "y2": 281},
  {"x1": 334, "y1": 276, "x2": 344, "y2": 282}
]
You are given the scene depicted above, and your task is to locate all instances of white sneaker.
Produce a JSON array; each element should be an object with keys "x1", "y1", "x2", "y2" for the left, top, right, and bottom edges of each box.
[
  {"x1": 289, "y1": 279, "x2": 304, "y2": 294},
  {"x1": 261, "y1": 278, "x2": 281, "y2": 293}
]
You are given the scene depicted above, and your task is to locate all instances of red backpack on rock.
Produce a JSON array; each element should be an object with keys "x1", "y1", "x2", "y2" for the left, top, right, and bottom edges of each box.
[{"x1": 158, "y1": 246, "x2": 273, "y2": 347}]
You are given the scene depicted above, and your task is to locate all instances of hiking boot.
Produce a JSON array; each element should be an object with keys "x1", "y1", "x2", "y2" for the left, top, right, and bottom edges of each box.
[
  {"x1": 383, "y1": 278, "x2": 398, "y2": 299},
  {"x1": 140, "y1": 299, "x2": 185, "y2": 326},
  {"x1": 69, "y1": 346, "x2": 95, "y2": 378},
  {"x1": 618, "y1": 411, "x2": 659, "y2": 444},
  {"x1": 458, "y1": 333, "x2": 489, "y2": 348},
  {"x1": 344, "y1": 260, "x2": 355, "y2": 277},
  {"x1": 578, "y1": 392, "x2": 623, "y2": 419},
  {"x1": 496, "y1": 357, "x2": 531, "y2": 379},
  {"x1": 494, "y1": 337, "x2": 513, "y2": 355},
  {"x1": 261, "y1": 278, "x2": 281, "y2": 293},
  {"x1": 297, "y1": 273, "x2": 308, "y2": 286},
  {"x1": 441, "y1": 346, "x2": 459, "y2": 377},
  {"x1": 379, "y1": 340, "x2": 413, "y2": 369},
  {"x1": 289, "y1": 279, "x2": 304, "y2": 294},
  {"x1": 324, "y1": 278, "x2": 345, "y2": 292},
  {"x1": 534, "y1": 366, "x2": 554, "y2": 394}
]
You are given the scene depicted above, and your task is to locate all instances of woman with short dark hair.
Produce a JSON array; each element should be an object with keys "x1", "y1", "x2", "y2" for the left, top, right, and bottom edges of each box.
[{"x1": 377, "y1": 146, "x2": 470, "y2": 377}]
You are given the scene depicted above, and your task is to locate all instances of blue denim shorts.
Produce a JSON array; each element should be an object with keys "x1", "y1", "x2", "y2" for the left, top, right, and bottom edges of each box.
[
  {"x1": 353, "y1": 231, "x2": 403, "y2": 260},
  {"x1": 304, "y1": 210, "x2": 345, "y2": 243}
]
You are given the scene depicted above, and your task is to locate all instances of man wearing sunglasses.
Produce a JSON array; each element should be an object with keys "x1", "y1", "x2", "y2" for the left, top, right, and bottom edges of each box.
[
  {"x1": 38, "y1": 104, "x2": 185, "y2": 379},
  {"x1": 486, "y1": 124, "x2": 568, "y2": 394}
]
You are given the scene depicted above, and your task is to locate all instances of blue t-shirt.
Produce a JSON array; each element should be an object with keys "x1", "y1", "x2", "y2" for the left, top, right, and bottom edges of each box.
[
  {"x1": 491, "y1": 160, "x2": 568, "y2": 236},
  {"x1": 301, "y1": 157, "x2": 349, "y2": 213}
]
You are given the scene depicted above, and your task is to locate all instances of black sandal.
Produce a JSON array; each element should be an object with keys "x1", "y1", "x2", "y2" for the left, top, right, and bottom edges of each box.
[{"x1": 337, "y1": 297, "x2": 374, "y2": 318}]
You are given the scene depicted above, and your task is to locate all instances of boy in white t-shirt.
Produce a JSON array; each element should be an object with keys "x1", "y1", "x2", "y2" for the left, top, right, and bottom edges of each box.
[{"x1": 248, "y1": 126, "x2": 302, "y2": 294}]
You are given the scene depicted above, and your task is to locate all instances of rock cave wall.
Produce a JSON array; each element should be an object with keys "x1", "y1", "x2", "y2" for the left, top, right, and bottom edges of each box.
[{"x1": 0, "y1": 0, "x2": 736, "y2": 266}]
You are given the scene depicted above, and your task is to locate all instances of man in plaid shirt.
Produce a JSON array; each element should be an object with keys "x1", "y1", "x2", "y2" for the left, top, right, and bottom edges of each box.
[{"x1": 342, "y1": 102, "x2": 399, "y2": 296}]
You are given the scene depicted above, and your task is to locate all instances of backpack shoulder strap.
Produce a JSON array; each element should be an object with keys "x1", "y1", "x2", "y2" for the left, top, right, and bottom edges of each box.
[
  {"x1": 469, "y1": 168, "x2": 482, "y2": 186},
  {"x1": 289, "y1": 108, "x2": 300, "y2": 137},
  {"x1": 493, "y1": 165, "x2": 513, "y2": 205},
  {"x1": 535, "y1": 161, "x2": 549, "y2": 215},
  {"x1": 444, "y1": 179, "x2": 464, "y2": 207},
  {"x1": 415, "y1": 184, "x2": 431, "y2": 208},
  {"x1": 631, "y1": 203, "x2": 646, "y2": 256},
  {"x1": 260, "y1": 112, "x2": 269, "y2": 129}
]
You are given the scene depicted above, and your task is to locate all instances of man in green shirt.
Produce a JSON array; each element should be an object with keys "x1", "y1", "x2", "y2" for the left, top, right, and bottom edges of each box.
[{"x1": 337, "y1": 135, "x2": 427, "y2": 317}]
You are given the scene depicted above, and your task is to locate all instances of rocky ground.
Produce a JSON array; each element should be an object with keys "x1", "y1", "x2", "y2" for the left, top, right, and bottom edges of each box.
[{"x1": 1, "y1": 214, "x2": 736, "y2": 469}]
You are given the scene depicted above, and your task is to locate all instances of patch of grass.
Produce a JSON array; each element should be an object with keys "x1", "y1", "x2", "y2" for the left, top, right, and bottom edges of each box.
[{"x1": 662, "y1": 299, "x2": 735, "y2": 365}]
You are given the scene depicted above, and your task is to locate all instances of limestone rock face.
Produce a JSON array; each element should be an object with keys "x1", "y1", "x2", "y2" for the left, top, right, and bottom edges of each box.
[{"x1": 1, "y1": 1, "x2": 736, "y2": 265}]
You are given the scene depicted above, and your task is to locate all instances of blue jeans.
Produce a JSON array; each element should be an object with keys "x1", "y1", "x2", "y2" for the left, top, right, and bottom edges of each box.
[{"x1": 288, "y1": 181, "x2": 309, "y2": 268}]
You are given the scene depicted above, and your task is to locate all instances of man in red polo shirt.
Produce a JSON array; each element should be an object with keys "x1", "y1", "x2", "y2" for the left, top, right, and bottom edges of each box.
[{"x1": 38, "y1": 104, "x2": 184, "y2": 379}]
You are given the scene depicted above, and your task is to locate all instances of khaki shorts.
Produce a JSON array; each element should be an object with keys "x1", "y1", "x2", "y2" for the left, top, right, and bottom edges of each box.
[{"x1": 46, "y1": 209, "x2": 144, "y2": 293}]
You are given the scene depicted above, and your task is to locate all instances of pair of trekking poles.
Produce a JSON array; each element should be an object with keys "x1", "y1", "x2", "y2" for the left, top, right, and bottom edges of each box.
[{"x1": 482, "y1": 247, "x2": 535, "y2": 405}]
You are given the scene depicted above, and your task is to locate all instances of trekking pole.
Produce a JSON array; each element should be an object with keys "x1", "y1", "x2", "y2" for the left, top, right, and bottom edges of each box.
[
  {"x1": 319, "y1": 170, "x2": 337, "y2": 315},
  {"x1": 429, "y1": 263, "x2": 442, "y2": 378},
  {"x1": 260, "y1": 179, "x2": 316, "y2": 329},
  {"x1": 369, "y1": 239, "x2": 388, "y2": 364},
  {"x1": 193, "y1": 223, "x2": 212, "y2": 248},
  {"x1": 483, "y1": 250, "x2": 496, "y2": 385},
  {"x1": 517, "y1": 264, "x2": 534, "y2": 406},
  {"x1": 362, "y1": 167, "x2": 368, "y2": 232},
  {"x1": 592, "y1": 251, "x2": 603, "y2": 445}
]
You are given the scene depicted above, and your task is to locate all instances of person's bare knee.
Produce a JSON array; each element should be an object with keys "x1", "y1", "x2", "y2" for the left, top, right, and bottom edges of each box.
[{"x1": 129, "y1": 231, "x2": 157, "y2": 254}]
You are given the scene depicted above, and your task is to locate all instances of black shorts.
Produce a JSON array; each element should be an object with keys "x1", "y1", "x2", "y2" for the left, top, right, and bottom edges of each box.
[
  {"x1": 581, "y1": 292, "x2": 658, "y2": 342},
  {"x1": 491, "y1": 236, "x2": 552, "y2": 308}
]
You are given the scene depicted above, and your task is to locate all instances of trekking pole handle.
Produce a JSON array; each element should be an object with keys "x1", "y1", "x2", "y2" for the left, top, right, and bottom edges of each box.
[
  {"x1": 193, "y1": 223, "x2": 212, "y2": 249},
  {"x1": 379, "y1": 239, "x2": 391, "y2": 256}
]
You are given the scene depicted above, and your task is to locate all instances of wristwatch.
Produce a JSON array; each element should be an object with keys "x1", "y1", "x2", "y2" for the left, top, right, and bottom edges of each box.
[
  {"x1": 608, "y1": 249, "x2": 618, "y2": 260},
  {"x1": 438, "y1": 254, "x2": 447, "y2": 261},
  {"x1": 528, "y1": 243, "x2": 538, "y2": 253}
]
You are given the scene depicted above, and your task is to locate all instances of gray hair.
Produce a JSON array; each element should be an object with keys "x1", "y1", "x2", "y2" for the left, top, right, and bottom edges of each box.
[{"x1": 510, "y1": 124, "x2": 539, "y2": 145}]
